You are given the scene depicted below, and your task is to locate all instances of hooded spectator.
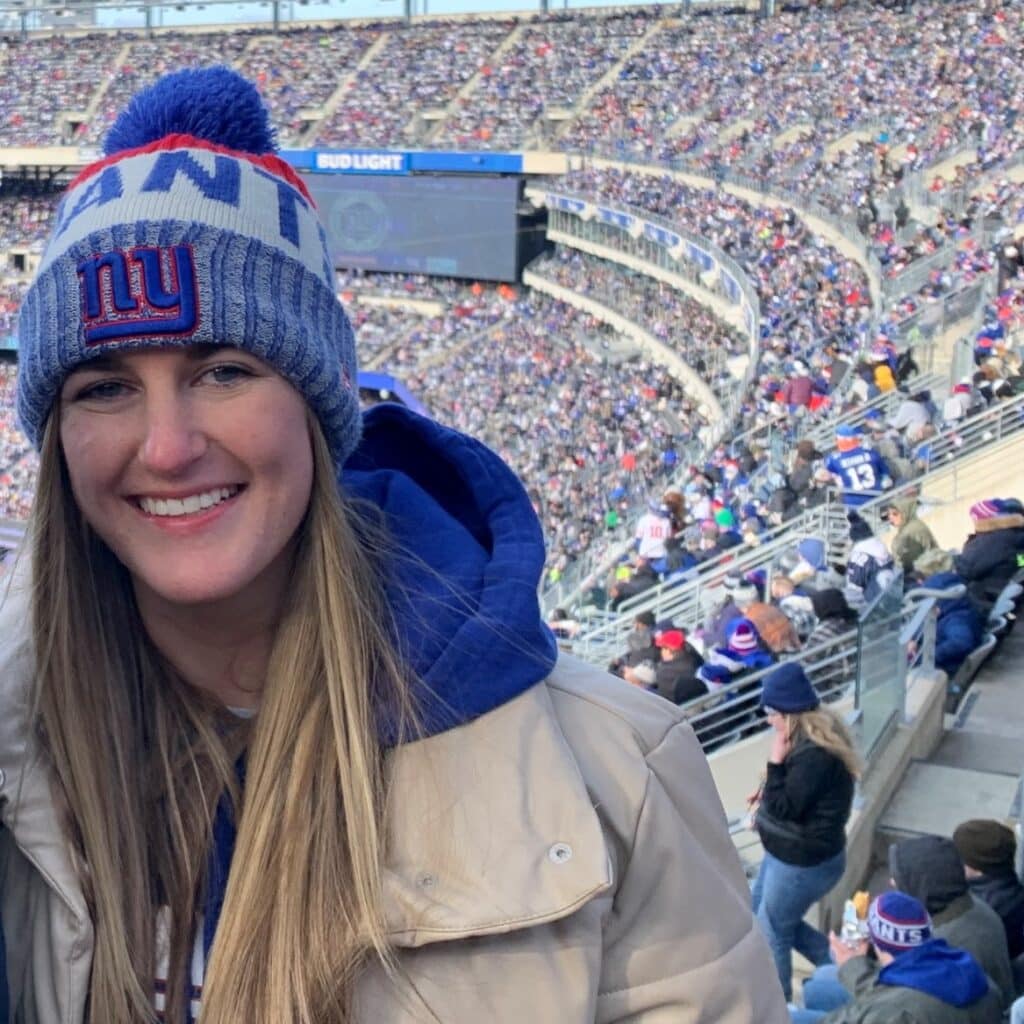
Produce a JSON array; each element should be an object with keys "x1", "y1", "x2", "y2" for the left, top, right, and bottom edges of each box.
[
  {"x1": 955, "y1": 499, "x2": 1024, "y2": 607},
  {"x1": 882, "y1": 494, "x2": 938, "y2": 575},
  {"x1": 913, "y1": 550, "x2": 985, "y2": 679},
  {"x1": 953, "y1": 819, "x2": 1024, "y2": 962},
  {"x1": 889, "y1": 834, "x2": 1014, "y2": 1009},
  {"x1": 796, "y1": 891, "x2": 1002, "y2": 1024}
]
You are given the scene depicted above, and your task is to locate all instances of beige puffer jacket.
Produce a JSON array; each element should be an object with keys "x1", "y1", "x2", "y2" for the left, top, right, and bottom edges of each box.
[{"x1": 0, "y1": 558, "x2": 786, "y2": 1023}]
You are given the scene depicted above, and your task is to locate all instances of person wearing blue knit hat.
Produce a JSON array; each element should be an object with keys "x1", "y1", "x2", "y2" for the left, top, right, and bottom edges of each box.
[
  {"x1": 792, "y1": 890, "x2": 1002, "y2": 1022},
  {"x1": 0, "y1": 68, "x2": 786, "y2": 1024},
  {"x1": 751, "y1": 662, "x2": 861, "y2": 1002}
]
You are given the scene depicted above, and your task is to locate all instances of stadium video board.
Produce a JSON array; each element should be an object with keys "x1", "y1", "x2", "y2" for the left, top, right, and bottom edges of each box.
[{"x1": 305, "y1": 173, "x2": 521, "y2": 282}]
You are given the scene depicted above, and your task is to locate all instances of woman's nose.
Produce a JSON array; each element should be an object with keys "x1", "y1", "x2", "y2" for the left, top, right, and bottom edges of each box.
[{"x1": 137, "y1": 394, "x2": 206, "y2": 475}]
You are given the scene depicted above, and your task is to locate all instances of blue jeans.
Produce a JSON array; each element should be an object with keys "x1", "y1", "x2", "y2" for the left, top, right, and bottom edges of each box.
[
  {"x1": 751, "y1": 848, "x2": 846, "y2": 1002},
  {"x1": 802, "y1": 963, "x2": 851, "y2": 1012}
]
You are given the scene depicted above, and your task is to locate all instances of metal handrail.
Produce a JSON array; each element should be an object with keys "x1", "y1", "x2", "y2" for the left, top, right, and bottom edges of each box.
[{"x1": 571, "y1": 500, "x2": 851, "y2": 666}]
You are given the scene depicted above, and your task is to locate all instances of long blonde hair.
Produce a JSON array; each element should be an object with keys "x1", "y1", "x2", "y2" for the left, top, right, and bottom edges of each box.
[
  {"x1": 787, "y1": 706, "x2": 863, "y2": 780},
  {"x1": 31, "y1": 411, "x2": 417, "y2": 1023}
]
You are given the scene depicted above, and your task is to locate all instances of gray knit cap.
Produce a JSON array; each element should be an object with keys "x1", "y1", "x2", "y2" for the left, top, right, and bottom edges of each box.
[{"x1": 16, "y1": 66, "x2": 359, "y2": 466}]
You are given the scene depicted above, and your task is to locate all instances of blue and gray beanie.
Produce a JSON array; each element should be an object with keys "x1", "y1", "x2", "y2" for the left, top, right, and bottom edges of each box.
[{"x1": 16, "y1": 66, "x2": 360, "y2": 465}]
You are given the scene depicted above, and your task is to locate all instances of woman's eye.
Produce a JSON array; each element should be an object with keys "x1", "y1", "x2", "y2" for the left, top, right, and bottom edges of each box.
[
  {"x1": 74, "y1": 380, "x2": 128, "y2": 402},
  {"x1": 202, "y1": 363, "x2": 253, "y2": 386}
]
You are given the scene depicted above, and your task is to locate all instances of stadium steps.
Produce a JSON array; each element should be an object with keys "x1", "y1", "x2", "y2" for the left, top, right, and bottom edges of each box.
[
  {"x1": 424, "y1": 23, "x2": 525, "y2": 146},
  {"x1": 873, "y1": 621, "x2": 1024, "y2": 854},
  {"x1": 302, "y1": 32, "x2": 390, "y2": 148},
  {"x1": 76, "y1": 42, "x2": 133, "y2": 139},
  {"x1": 550, "y1": 18, "x2": 666, "y2": 144},
  {"x1": 771, "y1": 121, "x2": 814, "y2": 150}
]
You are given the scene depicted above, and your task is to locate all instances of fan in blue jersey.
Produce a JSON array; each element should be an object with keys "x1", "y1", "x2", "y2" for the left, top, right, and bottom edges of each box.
[{"x1": 825, "y1": 425, "x2": 893, "y2": 508}]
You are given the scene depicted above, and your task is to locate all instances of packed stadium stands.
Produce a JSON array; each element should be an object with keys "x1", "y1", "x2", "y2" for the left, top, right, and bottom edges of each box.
[{"x1": 0, "y1": 0, "x2": 1022, "y2": 641}]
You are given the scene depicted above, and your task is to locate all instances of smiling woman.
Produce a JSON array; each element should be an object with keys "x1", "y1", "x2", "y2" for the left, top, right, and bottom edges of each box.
[{"x1": 0, "y1": 68, "x2": 787, "y2": 1024}]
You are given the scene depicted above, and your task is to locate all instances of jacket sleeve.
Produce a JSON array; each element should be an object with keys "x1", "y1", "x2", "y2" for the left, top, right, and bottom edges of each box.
[{"x1": 596, "y1": 720, "x2": 789, "y2": 1023}]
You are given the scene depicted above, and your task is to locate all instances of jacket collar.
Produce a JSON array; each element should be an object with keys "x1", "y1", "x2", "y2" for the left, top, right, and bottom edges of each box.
[
  {"x1": 975, "y1": 513, "x2": 1024, "y2": 534},
  {"x1": 381, "y1": 679, "x2": 612, "y2": 947}
]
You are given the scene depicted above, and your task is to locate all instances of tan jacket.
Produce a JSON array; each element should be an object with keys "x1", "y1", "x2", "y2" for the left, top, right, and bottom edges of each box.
[{"x1": 0, "y1": 564, "x2": 786, "y2": 1022}]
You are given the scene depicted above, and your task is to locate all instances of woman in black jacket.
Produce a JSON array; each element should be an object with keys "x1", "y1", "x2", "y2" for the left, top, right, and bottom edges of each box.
[{"x1": 749, "y1": 663, "x2": 862, "y2": 1002}]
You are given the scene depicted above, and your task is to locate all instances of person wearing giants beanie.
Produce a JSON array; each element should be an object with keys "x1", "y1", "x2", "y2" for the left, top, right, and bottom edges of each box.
[
  {"x1": 954, "y1": 819, "x2": 1024, "y2": 960},
  {"x1": 955, "y1": 495, "x2": 1024, "y2": 608},
  {"x1": 751, "y1": 662, "x2": 860, "y2": 1001},
  {"x1": 792, "y1": 891, "x2": 1001, "y2": 1024},
  {"x1": 3, "y1": 68, "x2": 789, "y2": 1024}
]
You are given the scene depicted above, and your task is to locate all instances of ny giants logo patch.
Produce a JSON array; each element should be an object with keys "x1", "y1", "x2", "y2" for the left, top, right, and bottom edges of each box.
[{"x1": 77, "y1": 244, "x2": 199, "y2": 346}]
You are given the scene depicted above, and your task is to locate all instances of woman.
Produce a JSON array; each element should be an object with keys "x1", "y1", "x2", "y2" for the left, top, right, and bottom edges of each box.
[
  {"x1": 750, "y1": 663, "x2": 861, "y2": 1002},
  {"x1": 0, "y1": 69, "x2": 786, "y2": 1023}
]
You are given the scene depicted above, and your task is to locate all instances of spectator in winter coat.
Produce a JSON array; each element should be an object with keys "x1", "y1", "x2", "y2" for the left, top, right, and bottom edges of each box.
[
  {"x1": 792, "y1": 891, "x2": 1002, "y2": 1024},
  {"x1": 955, "y1": 499, "x2": 1024, "y2": 607},
  {"x1": 953, "y1": 819, "x2": 1024, "y2": 962},
  {"x1": 698, "y1": 618, "x2": 774, "y2": 691},
  {"x1": 609, "y1": 555, "x2": 658, "y2": 610},
  {"x1": 651, "y1": 628, "x2": 705, "y2": 705},
  {"x1": 913, "y1": 552, "x2": 985, "y2": 678},
  {"x1": 704, "y1": 573, "x2": 744, "y2": 648},
  {"x1": 845, "y1": 514, "x2": 899, "y2": 609},
  {"x1": 803, "y1": 589, "x2": 858, "y2": 698},
  {"x1": 789, "y1": 439, "x2": 823, "y2": 499},
  {"x1": 888, "y1": 391, "x2": 932, "y2": 437},
  {"x1": 771, "y1": 575, "x2": 817, "y2": 640},
  {"x1": 882, "y1": 495, "x2": 938, "y2": 575},
  {"x1": 781, "y1": 361, "x2": 815, "y2": 408},
  {"x1": 734, "y1": 583, "x2": 801, "y2": 654},
  {"x1": 608, "y1": 610, "x2": 658, "y2": 677},
  {"x1": 890, "y1": 834, "x2": 1014, "y2": 1009}
]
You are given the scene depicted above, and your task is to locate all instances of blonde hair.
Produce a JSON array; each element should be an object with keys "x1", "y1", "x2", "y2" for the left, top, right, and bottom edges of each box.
[
  {"x1": 31, "y1": 412, "x2": 417, "y2": 1023},
  {"x1": 787, "y1": 706, "x2": 863, "y2": 780}
]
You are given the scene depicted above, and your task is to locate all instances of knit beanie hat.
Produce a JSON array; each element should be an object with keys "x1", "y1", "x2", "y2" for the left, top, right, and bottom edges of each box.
[
  {"x1": 868, "y1": 892, "x2": 932, "y2": 956},
  {"x1": 759, "y1": 662, "x2": 820, "y2": 713},
  {"x1": 732, "y1": 583, "x2": 758, "y2": 607},
  {"x1": 848, "y1": 511, "x2": 873, "y2": 542},
  {"x1": 970, "y1": 499, "x2": 1001, "y2": 522},
  {"x1": 953, "y1": 819, "x2": 1017, "y2": 873},
  {"x1": 16, "y1": 66, "x2": 360, "y2": 466},
  {"x1": 726, "y1": 618, "x2": 760, "y2": 657}
]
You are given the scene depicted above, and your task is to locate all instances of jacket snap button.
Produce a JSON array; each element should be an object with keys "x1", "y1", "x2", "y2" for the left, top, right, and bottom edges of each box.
[
  {"x1": 548, "y1": 843, "x2": 573, "y2": 864},
  {"x1": 416, "y1": 872, "x2": 437, "y2": 889}
]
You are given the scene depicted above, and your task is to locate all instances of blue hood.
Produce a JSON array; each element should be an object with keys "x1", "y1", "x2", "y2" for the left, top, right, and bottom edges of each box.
[
  {"x1": 879, "y1": 939, "x2": 990, "y2": 1007},
  {"x1": 200, "y1": 405, "x2": 557, "y2": 956},
  {"x1": 343, "y1": 403, "x2": 558, "y2": 744}
]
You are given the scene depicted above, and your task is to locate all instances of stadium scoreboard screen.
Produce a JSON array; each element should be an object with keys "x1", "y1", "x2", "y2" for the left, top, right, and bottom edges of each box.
[{"x1": 305, "y1": 174, "x2": 523, "y2": 282}]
